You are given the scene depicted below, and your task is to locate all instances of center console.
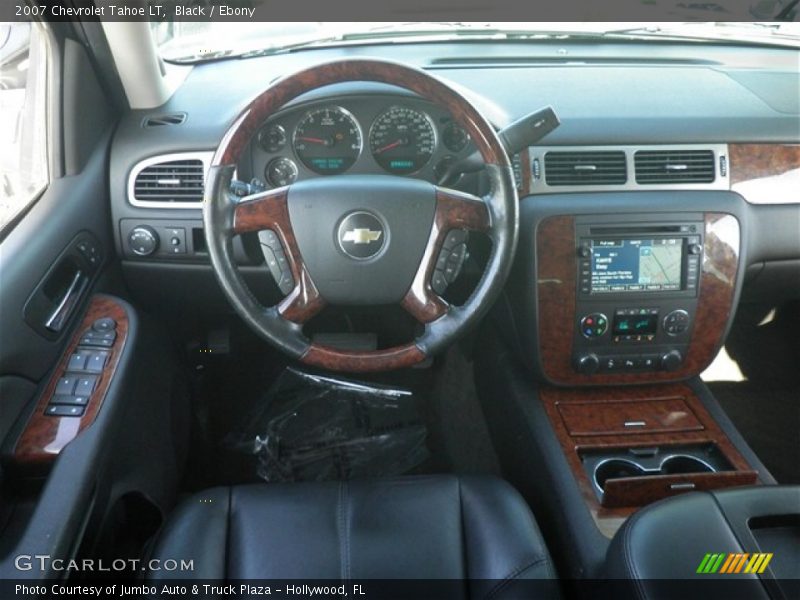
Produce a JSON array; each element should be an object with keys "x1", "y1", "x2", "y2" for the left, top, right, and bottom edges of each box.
[{"x1": 475, "y1": 190, "x2": 779, "y2": 577}]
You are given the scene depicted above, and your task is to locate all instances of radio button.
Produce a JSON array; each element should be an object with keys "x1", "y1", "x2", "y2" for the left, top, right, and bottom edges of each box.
[{"x1": 641, "y1": 355, "x2": 659, "y2": 369}]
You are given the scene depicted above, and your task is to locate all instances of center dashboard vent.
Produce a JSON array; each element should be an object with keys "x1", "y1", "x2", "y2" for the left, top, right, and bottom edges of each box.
[
  {"x1": 634, "y1": 150, "x2": 715, "y2": 184},
  {"x1": 544, "y1": 151, "x2": 627, "y2": 186},
  {"x1": 129, "y1": 153, "x2": 212, "y2": 207}
]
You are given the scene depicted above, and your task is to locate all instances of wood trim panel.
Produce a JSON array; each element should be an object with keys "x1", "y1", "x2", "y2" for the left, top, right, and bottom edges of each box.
[
  {"x1": 301, "y1": 343, "x2": 425, "y2": 373},
  {"x1": 539, "y1": 384, "x2": 761, "y2": 537},
  {"x1": 557, "y1": 396, "x2": 703, "y2": 436},
  {"x1": 536, "y1": 213, "x2": 740, "y2": 385},
  {"x1": 213, "y1": 59, "x2": 509, "y2": 168},
  {"x1": 601, "y1": 471, "x2": 758, "y2": 509},
  {"x1": 729, "y1": 143, "x2": 800, "y2": 184},
  {"x1": 729, "y1": 144, "x2": 800, "y2": 205},
  {"x1": 12, "y1": 295, "x2": 129, "y2": 469}
]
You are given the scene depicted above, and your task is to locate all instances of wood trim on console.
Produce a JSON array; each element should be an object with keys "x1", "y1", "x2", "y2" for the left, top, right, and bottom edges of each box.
[
  {"x1": 12, "y1": 295, "x2": 129, "y2": 469},
  {"x1": 536, "y1": 213, "x2": 740, "y2": 385},
  {"x1": 539, "y1": 384, "x2": 760, "y2": 537}
]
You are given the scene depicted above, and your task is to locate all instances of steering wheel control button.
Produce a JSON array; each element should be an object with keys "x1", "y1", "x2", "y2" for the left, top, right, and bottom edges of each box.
[
  {"x1": 337, "y1": 211, "x2": 385, "y2": 260},
  {"x1": 442, "y1": 229, "x2": 468, "y2": 251},
  {"x1": 431, "y1": 270, "x2": 448, "y2": 295},
  {"x1": 431, "y1": 232, "x2": 470, "y2": 294},
  {"x1": 92, "y1": 317, "x2": 117, "y2": 332},
  {"x1": 580, "y1": 313, "x2": 608, "y2": 339},
  {"x1": 258, "y1": 229, "x2": 296, "y2": 295},
  {"x1": 45, "y1": 404, "x2": 85, "y2": 418},
  {"x1": 663, "y1": 309, "x2": 690, "y2": 336}
]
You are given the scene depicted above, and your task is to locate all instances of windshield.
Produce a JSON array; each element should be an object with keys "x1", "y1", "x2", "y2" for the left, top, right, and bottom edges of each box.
[{"x1": 153, "y1": 21, "x2": 800, "y2": 63}]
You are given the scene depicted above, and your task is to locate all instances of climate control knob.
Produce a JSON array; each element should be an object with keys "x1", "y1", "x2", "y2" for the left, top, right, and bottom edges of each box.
[
  {"x1": 128, "y1": 226, "x2": 159, "y2": 257},
  {"x1": 580, "y1": 313, "x2": 609, "y2": 339},
  {"x1": 660, "y1": 350, "x2": 683, "y2": 372},
  {"x1": 575, "y1": 353, "x2": 600, "y2": 375}
]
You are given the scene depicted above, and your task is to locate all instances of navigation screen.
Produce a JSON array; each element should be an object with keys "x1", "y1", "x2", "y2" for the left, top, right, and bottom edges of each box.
[{"x1": 590, "y1": 238, "x2": 683, "y2": 293}]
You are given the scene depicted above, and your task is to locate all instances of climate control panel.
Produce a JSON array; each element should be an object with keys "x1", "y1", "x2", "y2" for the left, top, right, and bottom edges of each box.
[{"x1": 573, "y1": 303, "x2": 696, "y2": 375}]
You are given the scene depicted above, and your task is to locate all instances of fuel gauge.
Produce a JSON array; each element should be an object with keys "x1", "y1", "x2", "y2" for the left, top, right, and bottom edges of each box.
[{"x1": 265, "y1": 157, "x2": 298, "y2": 187}]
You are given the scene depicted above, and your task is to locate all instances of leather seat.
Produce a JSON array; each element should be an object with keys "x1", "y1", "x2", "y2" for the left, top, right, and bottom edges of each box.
[{"x1": 148, "y1": 475, "x2": 557, "y2": 588}]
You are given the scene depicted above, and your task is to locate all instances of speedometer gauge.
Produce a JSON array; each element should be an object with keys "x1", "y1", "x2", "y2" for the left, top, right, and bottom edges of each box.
[
  {"x1": 369, "y1": 107, "x2": 436, "y2": 175},
  {"x1": 293, "y1": 107, "x2": 362, "y2": 175}
]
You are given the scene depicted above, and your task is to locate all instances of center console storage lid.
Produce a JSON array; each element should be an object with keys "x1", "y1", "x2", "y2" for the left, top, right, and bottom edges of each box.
[{"x1": 605, "y1": 486, "x2": 799, "y2": 599}]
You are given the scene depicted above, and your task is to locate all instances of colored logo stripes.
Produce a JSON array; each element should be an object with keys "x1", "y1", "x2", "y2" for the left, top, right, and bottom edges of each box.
[{"x1": 696, "y1": 553, "x2": 773, "y2": 574}]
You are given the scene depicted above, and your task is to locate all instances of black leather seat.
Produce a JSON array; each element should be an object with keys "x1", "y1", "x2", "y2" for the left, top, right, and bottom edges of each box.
[{"x1": 148, "y1": 475, "x2": 557, "y2": 588}]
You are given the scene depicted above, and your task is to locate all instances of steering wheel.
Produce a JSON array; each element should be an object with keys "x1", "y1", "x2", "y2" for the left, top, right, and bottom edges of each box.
[{"x1": 204, "y1": 59, "x2": 518, "y2": 372}]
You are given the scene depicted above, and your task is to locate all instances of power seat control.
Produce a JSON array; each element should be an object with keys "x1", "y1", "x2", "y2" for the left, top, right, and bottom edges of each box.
[
  {"x1": 580, "y1": 313, "x2": 608, "y2": 339},
  {"x1": 258, "y1": 229, "x2": 295, "y2": 295},
  {"x1": 431, "y1": 229, "x2": 469, "y2": 295}
]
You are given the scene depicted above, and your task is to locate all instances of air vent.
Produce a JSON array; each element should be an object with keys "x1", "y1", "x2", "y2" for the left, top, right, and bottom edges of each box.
[
  {"x1": 635, "y1": 150, "x2": 715, "y2": 184},
  {"x1": 143, "y1": 113, "x2": 187, "y2": 128},
  {"x1": 544, "y1": 151, "x2": 627, "y2": 186},
  {"x1": 132, "y1": 159, "x2": 204, "y2": 204}
]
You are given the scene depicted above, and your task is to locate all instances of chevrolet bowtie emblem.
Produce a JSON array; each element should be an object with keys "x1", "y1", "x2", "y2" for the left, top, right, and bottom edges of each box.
[{"x1": 342, "y1": 228, "x2": 382, "y2": 244}]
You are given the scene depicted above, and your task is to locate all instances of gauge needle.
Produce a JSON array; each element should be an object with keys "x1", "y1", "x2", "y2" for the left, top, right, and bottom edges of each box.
[
  {"x1": 374, "y1": 139, "x2": 405, "y2": 154},
  {"x1": 298, "y1": 136, "x2": 329, "y2": 145}
]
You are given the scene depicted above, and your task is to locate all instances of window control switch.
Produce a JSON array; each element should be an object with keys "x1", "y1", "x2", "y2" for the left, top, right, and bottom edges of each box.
[
  {"x1": 67, "y1": 352, "x2": 90, "y2": 371},
  {"x1": 75, "y1": 376, "x2": 98, "y2": 396},
  {"x1": 51, "y1": 395, "x2": 89, "y2": 406},
  {"x1": 45, "y1": 404, "x2": 85, "y2": 417},
  {"x1": 85, "y1": 351, "x2": 109, "y2": 373},
  {"x1": 55, "y1": 376, "x2": 78, "y2": 395}
]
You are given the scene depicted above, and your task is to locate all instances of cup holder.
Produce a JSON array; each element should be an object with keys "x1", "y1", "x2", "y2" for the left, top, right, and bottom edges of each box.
[
  {"x1": 660, "y1": 455, "x2": 714, "y2": 475},
  {"x1": 594, "y1": 459, "x2": 646, "y2": 491},
  {"x1": 586, "y1": 445, "x2": 730, "y2": 494}
]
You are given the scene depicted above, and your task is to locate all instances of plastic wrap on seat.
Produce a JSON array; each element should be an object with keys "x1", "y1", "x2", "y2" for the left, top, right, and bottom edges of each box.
[{"x1": 226, "y1": 367, "x2": 430, "y2": 482}]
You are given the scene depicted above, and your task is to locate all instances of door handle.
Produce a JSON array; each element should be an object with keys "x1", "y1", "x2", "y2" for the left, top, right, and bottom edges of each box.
[{"x1": 44, "y1": 270, "x2": 88, "y2": 333}]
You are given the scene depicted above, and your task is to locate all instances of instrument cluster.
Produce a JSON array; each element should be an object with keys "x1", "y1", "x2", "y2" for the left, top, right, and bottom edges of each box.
[{"x1": 244, "y1": 96, "x2": 474, "y2": 188}]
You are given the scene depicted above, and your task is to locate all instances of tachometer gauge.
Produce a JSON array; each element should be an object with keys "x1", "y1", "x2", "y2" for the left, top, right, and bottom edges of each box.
[
  {"x1": 369, "y1": 107, "x2": 436, "y2": 175},
  {"x1": 265, "y1": 157, "x2": 298, "y2": 187},
  {"x1": 293, "y1": 107, "x2": 362, "y2": 175}
]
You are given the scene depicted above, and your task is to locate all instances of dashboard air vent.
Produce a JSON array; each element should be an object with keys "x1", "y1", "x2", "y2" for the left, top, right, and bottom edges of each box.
[
  {"x1": 634, "y1": 150, "x2": 715, "y2": 184},
  {"x1": 143, "y1": 113, "x2": 187, "y2": 128},
  {"x1": 133, "y1": 159, "x2": 204, "y2": 204},
  {"x1": 544, "y1": 151, "x2": 627, "y2": 186}
]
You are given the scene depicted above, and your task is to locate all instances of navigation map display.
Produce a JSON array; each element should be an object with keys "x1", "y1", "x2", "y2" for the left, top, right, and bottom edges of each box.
[{"x1": 590, "y1": 238, "x2": 683, "y2": 293}]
